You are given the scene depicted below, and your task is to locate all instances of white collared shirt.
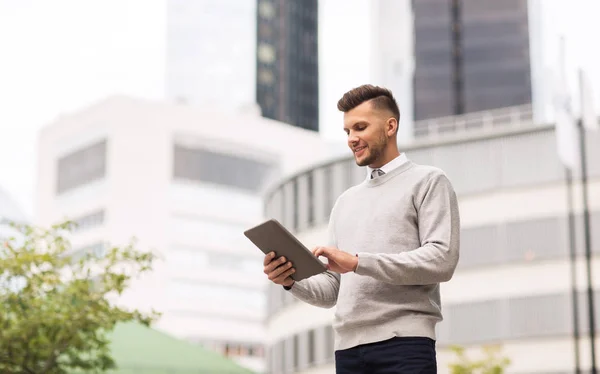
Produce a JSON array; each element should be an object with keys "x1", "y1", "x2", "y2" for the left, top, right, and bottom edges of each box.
[{"x1": 366, "y1": 153, "x2": 409, "y2": 180}]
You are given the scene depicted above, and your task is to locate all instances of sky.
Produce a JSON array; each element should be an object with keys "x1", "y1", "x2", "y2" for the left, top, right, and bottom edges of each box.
[
  {"x1": 0, "y1": 0, "x2": 166, "y2": 216},
  {"x1": 0, "y1": 0, "x2": 599, "y2": 218}
]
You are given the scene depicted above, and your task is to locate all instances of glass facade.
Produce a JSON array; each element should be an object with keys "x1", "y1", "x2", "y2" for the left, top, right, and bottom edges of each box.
[
  {"x1": 413, "y1": 0, "x2": 531, "y2": 123},
  {"x1": 413, "y1": 0, "x2": 454, "y2": 120},
  {"x1": 461, "y1": 0, "x2": 531, "y2": 113},
  {"x1": 256, "y1": 0, "x2": 319, "y2": 132}
]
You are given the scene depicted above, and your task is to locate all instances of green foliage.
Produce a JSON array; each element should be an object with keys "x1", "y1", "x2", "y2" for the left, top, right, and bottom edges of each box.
[
  {"x1": 0, "y1": 221, "x2": 159, "y2": 374},
  {"x1": 448, "y1": 344, "x2": 511, "y2": 374}
]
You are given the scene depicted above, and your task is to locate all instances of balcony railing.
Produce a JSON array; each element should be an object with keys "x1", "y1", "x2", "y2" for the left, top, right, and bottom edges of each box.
[{"x1": 413, "y1": 104, "x2": 534, "y2": 138}]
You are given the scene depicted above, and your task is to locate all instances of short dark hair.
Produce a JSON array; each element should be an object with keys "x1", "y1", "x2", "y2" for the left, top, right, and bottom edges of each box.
[{"x1": 337, "y1": 84, "x2": 400, "y2": 122}]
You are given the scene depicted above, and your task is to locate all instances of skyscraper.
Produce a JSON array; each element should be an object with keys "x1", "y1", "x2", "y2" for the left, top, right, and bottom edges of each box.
[
  {"x1": 413, "y1": 0, "x2": 532, "y2": 121},
  {"x1": 256, "y1": 0, "x2": 320, "y2": 132}
]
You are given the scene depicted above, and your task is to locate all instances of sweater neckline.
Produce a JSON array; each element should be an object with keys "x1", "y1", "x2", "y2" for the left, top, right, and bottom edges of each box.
[{"x1": 363, "y1": 161, "x2": 415, "y2": 187}]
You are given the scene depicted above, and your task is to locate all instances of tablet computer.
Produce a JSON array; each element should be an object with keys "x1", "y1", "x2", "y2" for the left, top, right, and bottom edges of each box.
[{"x1": 244, "y1": 219, "x2": 327, "y2": 281}]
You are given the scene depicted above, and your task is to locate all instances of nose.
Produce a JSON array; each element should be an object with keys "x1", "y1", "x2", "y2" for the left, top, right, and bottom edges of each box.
[{"x1": 347, "y1": 131, "x2": 359, "y2": 146}]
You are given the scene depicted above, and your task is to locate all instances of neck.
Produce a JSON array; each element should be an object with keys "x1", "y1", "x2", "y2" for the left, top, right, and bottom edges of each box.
[{"x1": 369, "y1": 146, "x2": 400, "y2": 169}]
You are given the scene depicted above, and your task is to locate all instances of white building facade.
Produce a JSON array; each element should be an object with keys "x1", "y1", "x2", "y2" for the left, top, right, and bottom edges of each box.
[
  {"x1": 35, "y1": 96, "x2": 334, "y2": 373},
  {"x1": 263, "y1": 111, "x2": 600, "y2": 373}
]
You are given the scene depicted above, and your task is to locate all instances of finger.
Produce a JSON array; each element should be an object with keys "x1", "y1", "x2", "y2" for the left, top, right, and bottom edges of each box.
[
  {"x1": 263, "y1": 251, "x2": 276, "y2": 266},
  {"x1": 313, "y1": 247, "x2": 327, "y2": 258},
  {"x1": 268, "y1": 261, "x2": 294, "y2": 281},
  {"x1": 264, "y1": 255, "x2": 287, "y2": 274},
  {"x1": 274, "y1": 266, "x2": 296, "y2": 284},
  {"x1": 270, "y1": 261, "x2": 293, "y2": 279}
]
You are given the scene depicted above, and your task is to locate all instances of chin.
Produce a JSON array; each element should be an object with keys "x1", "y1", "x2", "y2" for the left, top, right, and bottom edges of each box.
[
  {"x1": 354, "y1": 148, "x2": 376, "y2": 167},
  {"x1": 355, "y1": 157, "x2": 373, "y2": 167}
]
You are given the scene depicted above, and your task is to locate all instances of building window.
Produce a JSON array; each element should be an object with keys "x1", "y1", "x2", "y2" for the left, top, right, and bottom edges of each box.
[
  {"x1": 293, "y1": 334, "x2": 299, "y2": 369},
  {"x1": 258, "y1": 68, "x2": 275, "y2": 85},
  {"x1": 324, "y1": 166, "x2": 334, "y2": 216},
  {"x1": 292, "y1": 178, "x2": 299, "y2": 230},
  {"x1": 257, "y1": 43, "x2": 276, "y2": 64},
  {"x1": 307, "y1": 173, "x2": 314, "y2": 226},
  {"x1": 258, "y1": 23, "x2": 273, "y2": 39},
  {"x1": 308, "y1": 329, "x2": 315, "y2": 365},
  {"x1": 173, "y1": 144, "x2": 275, "y2": 193},
  {"x1": 280, "y1": 186, "x2": 287, "y2": 227},
  {"x1": 69, "y1": 242, "x2": 106, "y2": 262},
  {"x1": 324, "y1": 325, "x2": 335, "y2": 360},
  {"x1": 71, "y1": 210, "x2": 105, "y2": 233},
  {"x1": 56, "y1": 139, "x2": 107, "y2": 195},
  {"x1": 258, "y1": 0, "x2": 275, "y2": 19}
]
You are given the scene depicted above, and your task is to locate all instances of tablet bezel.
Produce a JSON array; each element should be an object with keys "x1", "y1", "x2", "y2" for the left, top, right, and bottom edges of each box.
[{"x1": 244, "y1": 219, "x2": 327, "y2": 281}]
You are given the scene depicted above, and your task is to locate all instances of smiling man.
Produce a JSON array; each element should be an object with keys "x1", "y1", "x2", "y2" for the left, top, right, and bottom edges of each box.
[{"x1": 263, "y1": 84, "x2": 460, "y2": 373}]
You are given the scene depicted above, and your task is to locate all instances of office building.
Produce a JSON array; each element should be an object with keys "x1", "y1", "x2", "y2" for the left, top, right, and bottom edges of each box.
[
  {"x1": 319, "y1": 0, "x2": 538, "y2": 140},
  {"x1": 256, "y1": 0, "x2": 319, "y2": 132},
  {"x1": 35, "y1": 96, "x2": 334, "y2": 373},
  {"x1": 413, "y1": 0, "x2": 532, "y2": 122},
  {"x1": 262, "y1": 107, "x2": 600, "y2": 373}
]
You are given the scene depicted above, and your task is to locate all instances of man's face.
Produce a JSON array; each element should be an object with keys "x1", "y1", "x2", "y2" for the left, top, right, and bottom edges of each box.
[{"x1": 343, "y1": 101, "x2": 393, "y2": 167}]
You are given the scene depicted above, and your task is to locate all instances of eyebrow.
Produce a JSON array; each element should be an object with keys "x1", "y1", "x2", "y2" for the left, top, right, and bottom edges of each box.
[{"x1": 344, "y1": 121, "x2": 369, "y2": 131}]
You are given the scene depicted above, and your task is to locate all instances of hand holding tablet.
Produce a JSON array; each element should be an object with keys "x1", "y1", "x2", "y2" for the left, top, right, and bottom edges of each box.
[{"x1": 244, "y1": 219, "x2": 327, "y2": 282}]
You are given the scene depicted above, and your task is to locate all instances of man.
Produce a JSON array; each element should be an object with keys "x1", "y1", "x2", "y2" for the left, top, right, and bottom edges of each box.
[{"x1": 263, "y1": 84, "x2": 460, "y2": 373}]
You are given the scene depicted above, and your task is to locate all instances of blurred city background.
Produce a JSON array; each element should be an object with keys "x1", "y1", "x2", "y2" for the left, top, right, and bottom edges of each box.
[{"x1": 1, "y1": 0, "x2": 599, "y2": 373}]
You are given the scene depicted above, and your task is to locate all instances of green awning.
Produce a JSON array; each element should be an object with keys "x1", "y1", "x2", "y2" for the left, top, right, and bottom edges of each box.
[{"x1": 104, "y1": 322, "x2": 255, "y2": 374}]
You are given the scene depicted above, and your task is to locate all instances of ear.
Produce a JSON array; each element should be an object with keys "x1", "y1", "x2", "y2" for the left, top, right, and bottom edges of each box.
[{"x1": 386, "y1": 118, "x2": 398, "y2": 137}]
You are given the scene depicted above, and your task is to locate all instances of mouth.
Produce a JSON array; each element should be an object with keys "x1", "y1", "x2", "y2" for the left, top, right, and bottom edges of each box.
[{"x1": 354, "y1": 145, "x2": 367, "y2": 157}]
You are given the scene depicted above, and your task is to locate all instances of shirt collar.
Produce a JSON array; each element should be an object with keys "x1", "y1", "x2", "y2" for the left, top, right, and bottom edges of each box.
[{"x1": 366, "y1": 153, "x2": 409, "y2": 180}]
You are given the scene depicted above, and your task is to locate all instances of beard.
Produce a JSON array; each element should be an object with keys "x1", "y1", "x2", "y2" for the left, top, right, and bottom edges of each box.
[{"x1": 355, "y1": 130, "x2": 388, "y2": 167}]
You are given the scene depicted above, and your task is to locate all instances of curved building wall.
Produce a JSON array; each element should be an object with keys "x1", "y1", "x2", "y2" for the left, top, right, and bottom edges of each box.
[{"x1": 264, "y1": 124, "x2": 600, "y2": 374}]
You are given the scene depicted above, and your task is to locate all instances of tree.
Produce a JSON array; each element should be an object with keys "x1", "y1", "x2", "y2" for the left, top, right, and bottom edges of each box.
[
  {"x1": 448, "y1": 344, "x2": 511, "y2": 374},
  {"x1": 0, "y1": 221, "x2": 159, "y2": 374}
]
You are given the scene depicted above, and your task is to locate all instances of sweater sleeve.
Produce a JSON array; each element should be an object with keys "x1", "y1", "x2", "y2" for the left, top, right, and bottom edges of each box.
[
  {"x1": 354, "y1": 172, "x2": 460, "y2": 285},
  {"x1": 288, "y1": 271, "x2": 341, "y2": 308},
  {"x1": 287, "y1": 209, "x2": 341, "y2": 308}
]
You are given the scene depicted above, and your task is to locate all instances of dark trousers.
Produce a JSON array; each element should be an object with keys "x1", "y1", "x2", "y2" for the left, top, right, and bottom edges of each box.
[{"x1": 335, "y1": 337, "x2": 437, "y2": 374}]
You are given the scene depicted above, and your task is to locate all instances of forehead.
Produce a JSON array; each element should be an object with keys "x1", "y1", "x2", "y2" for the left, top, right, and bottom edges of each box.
[{"x1": 343, "y1": 101, "x2": 378, "y2": 128}]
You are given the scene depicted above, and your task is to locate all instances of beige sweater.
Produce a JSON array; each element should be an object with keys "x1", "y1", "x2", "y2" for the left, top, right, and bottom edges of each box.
[{"x1": 288, "y1": 161, "x2": 461, "y2": 350}]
